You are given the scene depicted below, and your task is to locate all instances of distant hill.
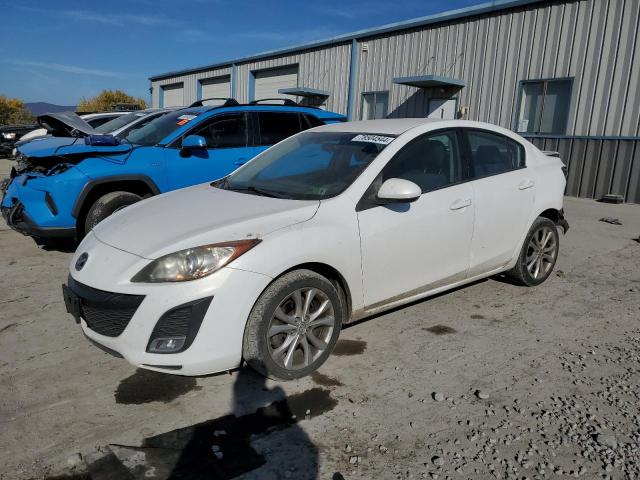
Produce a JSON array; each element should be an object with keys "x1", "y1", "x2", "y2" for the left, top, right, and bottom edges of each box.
[{"x1": 24, "y1": 102, "x2": 76, "y2": 115}]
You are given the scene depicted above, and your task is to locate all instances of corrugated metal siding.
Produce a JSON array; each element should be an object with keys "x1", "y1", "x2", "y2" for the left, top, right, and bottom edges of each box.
[
  {"x1": 526, "y1": 136, "x2": 639, "y2": 203},
  {"x1": 234, "y1": 43, "x2": 351, "y2": 113}
]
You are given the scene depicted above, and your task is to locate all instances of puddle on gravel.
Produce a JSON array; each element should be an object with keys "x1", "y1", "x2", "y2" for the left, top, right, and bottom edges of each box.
[
  {"x1": 115, "y1": 369, "x2": 201, "y2": 404},
  {"x1": 470, "y1": 314, "x2": 486, "y2": 319},
  {"x1": 423, "y1": 325, "x2": 457, "y2": 335},
  {"x1": 310, "y1": 371, "x2": 344, "y2": 387},
  {"x1": 333, "y1": 339, "x2": 367, "y2": 355}
]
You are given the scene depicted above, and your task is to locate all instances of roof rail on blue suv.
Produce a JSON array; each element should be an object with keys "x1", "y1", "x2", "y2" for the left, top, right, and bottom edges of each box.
[{"x1": 1, "y1": 102, "x2": 346, "y2": 242}]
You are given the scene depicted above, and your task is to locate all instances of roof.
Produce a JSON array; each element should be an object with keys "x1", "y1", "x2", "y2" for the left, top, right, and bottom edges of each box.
[
  {"x1": 149, "y1": 0, "x2": 545, "y2": 81},
  {"x1": 316, "y1": 118, "x2": 444, "y2": 135},
  {"x1": 393, "y1": 75, "x2": 466, "y2": 89}
]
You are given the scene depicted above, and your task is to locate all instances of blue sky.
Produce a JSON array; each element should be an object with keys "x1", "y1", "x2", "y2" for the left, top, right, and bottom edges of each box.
[{"x1": 0, "y1": 0, "x2": 486, "y2": 105}]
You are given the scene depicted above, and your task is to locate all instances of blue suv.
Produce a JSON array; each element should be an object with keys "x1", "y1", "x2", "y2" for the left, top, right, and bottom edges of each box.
[{"x1": 1, "y1": 99, "x2": 345, "y2": 241}]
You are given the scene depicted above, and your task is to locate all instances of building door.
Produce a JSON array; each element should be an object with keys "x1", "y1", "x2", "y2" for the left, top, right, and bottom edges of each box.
[
  {"x1": 161, "y1": 83, "x2": 184, "y2": 107},
  {"x1": 253, "y1": 66, "x2": 298, "y2": 101},
  {"x1": 427, "y1": 98, "x2": 457, "y2": 119},
  {"x1": 200, "y1": 76, "x2": 231, "y2": 100}
]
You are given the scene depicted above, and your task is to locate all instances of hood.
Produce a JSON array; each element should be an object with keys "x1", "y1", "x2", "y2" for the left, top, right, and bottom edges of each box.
[
  {"x1": 38, "y1": 111, "x2": 98, "y2": 137},
  {"x1": 16, "y1": 135, "x2": 132, "y2": 159},
  {"x1": 92, "y1": 183, "x2": 320, "y2": 259}
]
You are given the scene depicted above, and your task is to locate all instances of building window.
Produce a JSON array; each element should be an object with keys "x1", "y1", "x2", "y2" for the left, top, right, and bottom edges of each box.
[
  {"x1": 516, "y1": 79, "x2": 572, "y2": 135},
  {"x1": 362, "y1": 91, "x2": 389, "y2": 120}
]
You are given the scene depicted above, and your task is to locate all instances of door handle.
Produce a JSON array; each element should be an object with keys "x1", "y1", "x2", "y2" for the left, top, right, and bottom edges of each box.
[
  {"x1": 450, "y1": 198, "x2": 472, "y2": 210},
  {"x1": 234, "y1": 158, "x2": 249, "y2": 166},
  {"x1": 518, "y1": 179, "x2": 535, "y2": 190}
]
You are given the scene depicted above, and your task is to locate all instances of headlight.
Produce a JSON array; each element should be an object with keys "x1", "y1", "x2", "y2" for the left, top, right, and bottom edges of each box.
[
  {"x1": 131, "y1": 239, "x2": 261, "y2": 283},
  {"x1": 1, "y1": 132, "x2": 16, "y2": 140}
]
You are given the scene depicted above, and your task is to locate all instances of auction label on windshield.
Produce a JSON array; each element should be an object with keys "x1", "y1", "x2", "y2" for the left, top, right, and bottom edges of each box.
[
  {"x1": 176, "y1": 114, "x2": 197, "y2": 126},
  {"x1": 351, "y1": 134, "x2": 394, "y2": 145}
]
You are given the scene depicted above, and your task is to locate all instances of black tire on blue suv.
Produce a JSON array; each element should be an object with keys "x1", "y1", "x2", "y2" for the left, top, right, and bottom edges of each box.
[{"x1": 84, "y1": 191, "x2": 142, "y2": 233}]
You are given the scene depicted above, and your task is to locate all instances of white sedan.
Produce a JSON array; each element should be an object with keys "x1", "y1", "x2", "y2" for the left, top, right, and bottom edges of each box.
[{"x1": 63, "y1": 119, "x2": 568, "y2": 379}]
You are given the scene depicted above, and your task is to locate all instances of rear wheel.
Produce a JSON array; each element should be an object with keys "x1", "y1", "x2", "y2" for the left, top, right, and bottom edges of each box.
[
  {"x1": 507, "y1": 216, "x2": 559, "y2": 286},
  {"x1": 84, "y1": 191, "x2": 142, "y2": 234},
  {"x1": 243, "y1": 269, "x2": 344, "y2": 380}
]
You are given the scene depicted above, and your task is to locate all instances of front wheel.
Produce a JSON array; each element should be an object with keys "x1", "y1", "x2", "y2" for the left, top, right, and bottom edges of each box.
[
  {"x1": 243, "y1": 269, "x2": 344, "y2": 380},
  {"x1": 84, "y1": 191, "x2": 142, "y2": 234},
  {"x1": 507, "y1": 216, "x2": 560, "y2": 286}
]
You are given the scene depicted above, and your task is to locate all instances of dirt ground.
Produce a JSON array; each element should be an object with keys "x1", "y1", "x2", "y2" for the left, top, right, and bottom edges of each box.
[{"x1": 1, "y1": 156, "x2": 639, "y2": 479}]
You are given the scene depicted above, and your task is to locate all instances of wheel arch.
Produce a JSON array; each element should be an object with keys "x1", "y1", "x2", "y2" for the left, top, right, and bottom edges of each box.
[
  {"x1": 72, "y1": 175, "x2": 160, "y2": 235},
  {"x1": 269, "y1": 262, "x2": 353, "y2": 320}
]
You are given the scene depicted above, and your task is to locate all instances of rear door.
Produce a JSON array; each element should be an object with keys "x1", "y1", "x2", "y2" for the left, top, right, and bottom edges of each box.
[
  {"x1": 462, "y1": 128, "x2": 535, "y2": 276},
  {"x1": 166, "y1": 112, "x2": 257, "y2": 189}
]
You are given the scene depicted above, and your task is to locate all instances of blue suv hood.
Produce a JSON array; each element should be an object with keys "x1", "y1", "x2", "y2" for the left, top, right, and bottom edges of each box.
[{"x1": 17, "y1": 136, "x2": 132, "y2": 158}]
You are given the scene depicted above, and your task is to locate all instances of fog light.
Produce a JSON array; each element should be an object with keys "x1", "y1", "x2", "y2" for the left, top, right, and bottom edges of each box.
[{"x1": 148, "y1": 336, "x2": 186, "y2": 353}]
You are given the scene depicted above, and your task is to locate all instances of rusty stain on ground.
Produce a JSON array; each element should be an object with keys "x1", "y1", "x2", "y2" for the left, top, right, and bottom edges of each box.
[
  {"x1": 423, "y1": 325, "x2": 457, "y2": 335},
  {"x1": 333, "y1": 339, "x2": 367, "y2": 356}
]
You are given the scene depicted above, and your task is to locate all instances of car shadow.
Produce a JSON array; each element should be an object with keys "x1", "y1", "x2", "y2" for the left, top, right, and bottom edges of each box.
[
  {"x1": 102, "y1": 364, "x2": 330, "y2": 480},
  {"x1": 37, "y1": 237, "x2": 78, "y2": 253}
]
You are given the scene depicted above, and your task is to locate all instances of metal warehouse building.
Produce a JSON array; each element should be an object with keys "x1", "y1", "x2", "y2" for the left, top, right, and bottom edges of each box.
[{"x1": 149, "y1": 0, "x2": 640, "y2": 203}]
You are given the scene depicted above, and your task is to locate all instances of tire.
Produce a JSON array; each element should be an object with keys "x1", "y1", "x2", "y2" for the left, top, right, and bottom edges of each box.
[
  {"x1": 507, "y1": 216, "x2": 560, "y2": 286},
  {"x1": 84, "y1": 191, "x2": 142, "y2": 234},
  {"x1": 243, "y1": 269, "x2": 345, "y2": 380}
]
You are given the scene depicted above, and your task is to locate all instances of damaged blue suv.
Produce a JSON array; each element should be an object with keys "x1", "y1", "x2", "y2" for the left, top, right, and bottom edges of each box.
[{"x1": 1, "y1": 99, "x2": 345, "y2": 241}]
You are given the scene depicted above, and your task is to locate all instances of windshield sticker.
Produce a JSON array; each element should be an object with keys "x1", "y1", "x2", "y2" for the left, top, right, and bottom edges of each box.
[
  {"x1": 351, "y1": 134, "x2": 394, "y2": 145},
  {"x1": 176, "y1": 114, "x2": 197, "y2": 126}
]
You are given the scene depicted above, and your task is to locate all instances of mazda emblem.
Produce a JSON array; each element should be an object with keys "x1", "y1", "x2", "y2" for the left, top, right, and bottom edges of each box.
[{"x1": 75, "y1": 252, "x2": 89, "y2": 271}]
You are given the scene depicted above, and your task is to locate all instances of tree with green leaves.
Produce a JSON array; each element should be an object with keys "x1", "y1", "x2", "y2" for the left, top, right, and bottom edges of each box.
[
  {"x1": 0, "y1": 95, "x2": 35, "y2": 126},
  {"x1": 77, "y1": 89, "x2": 147, "y2": 113}
]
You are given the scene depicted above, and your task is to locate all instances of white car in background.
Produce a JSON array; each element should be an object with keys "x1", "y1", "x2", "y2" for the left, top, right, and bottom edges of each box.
[
  {"x1": 17, "y1": 111, "x2": 130, "y2": 144},
  {"x1": 64, "y1": 119, "x2": 568, "y2": 379}
]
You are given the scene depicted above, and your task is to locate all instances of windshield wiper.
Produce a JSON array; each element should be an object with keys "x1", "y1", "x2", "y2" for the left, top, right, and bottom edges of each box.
[{"x1": 225, "y1": 184, "x2": 291, "y2": 199}]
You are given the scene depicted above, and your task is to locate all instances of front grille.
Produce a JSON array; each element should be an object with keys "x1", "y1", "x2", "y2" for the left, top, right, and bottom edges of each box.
[
  {"x1": 82, "y1": 304, "x2": 139, "y2": 337},
  {"x1": 68, "y1": 276, "x2": 145, "y2": 337}
]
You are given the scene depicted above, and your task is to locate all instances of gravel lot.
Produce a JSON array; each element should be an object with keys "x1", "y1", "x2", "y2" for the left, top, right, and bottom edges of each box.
[{"x1": 1, "y1": 156, "x2": 639, "y2": 480}]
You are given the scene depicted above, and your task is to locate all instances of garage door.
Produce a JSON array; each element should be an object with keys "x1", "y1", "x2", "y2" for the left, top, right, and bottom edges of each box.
[
  {"x1": 253, "y1": 66, "x2": 298, "y2": 101},
  {"x1": 162, "y1": 83, "x2": 184, "y2": 107},
  {"x1": 200, "y1": 76, "x2": 231, "y2": 100}
]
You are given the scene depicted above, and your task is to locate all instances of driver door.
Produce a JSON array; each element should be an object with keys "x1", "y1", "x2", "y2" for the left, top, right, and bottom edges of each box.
[
  {"x1": 357, "y1": 130, "x2": 474, "y2": 307},
  {"x1": 166, "y1": 113, "x2": 258, "y2": 190}
]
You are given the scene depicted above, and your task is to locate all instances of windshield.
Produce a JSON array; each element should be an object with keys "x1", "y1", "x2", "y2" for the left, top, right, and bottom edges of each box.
[
  {"x1": 219, "y1": 131, "x2": 394, "y2": 200},
  {"x1": 124, "y1": 110, "x2": 201, "y2": 146},
  {"x1": 94, "y1": 112, "x2": 146, "y2": 133}
]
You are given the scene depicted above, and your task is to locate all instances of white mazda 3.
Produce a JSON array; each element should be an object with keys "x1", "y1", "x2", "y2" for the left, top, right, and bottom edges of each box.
[{"x1": 63, "y1": 119, "x2": 568, "y2": 379}]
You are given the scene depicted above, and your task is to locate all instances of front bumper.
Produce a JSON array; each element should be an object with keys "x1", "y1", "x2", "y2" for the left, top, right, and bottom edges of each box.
[
  {"x1": 1, "y1": 201, "x2": 75, "y2": 239},
  {"x1": 65, "y1": 233, "x2": 273, "y2": 375}
]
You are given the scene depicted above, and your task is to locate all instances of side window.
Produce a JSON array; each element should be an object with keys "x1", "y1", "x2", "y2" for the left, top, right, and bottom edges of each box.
[
  {"x1": 466, "y1": 130, "x2": 525, "y2": 178},
  {"x1": 381, "y1": 130, "x2": 462, "y2": 194},
  {"x1": 257, "y1": 112, "x2": 302, "y2": 146},
  {"x1": 303, "y1": 114, "x2": 325, "y2": 128},
  {"x1": 190, "y1": 113, "x2": 247, "y2": 149}
]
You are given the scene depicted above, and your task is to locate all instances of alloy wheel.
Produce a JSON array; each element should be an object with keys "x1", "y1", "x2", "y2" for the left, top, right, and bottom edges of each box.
[
  {"x1": 267, "y1": 287, "x2": 335, "y2": 371},
  {"x1": 525, "y1": 225, "x2": 557, "y2": 280}
]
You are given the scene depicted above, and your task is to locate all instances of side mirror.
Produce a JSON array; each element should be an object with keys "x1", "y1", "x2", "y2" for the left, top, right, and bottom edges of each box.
[
  {"x1": 377, "y1": 178, "x2": 421, "y2": 204},
  {"x1": 180, "y1": 135, "x2": 207, "y2": 156}
]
